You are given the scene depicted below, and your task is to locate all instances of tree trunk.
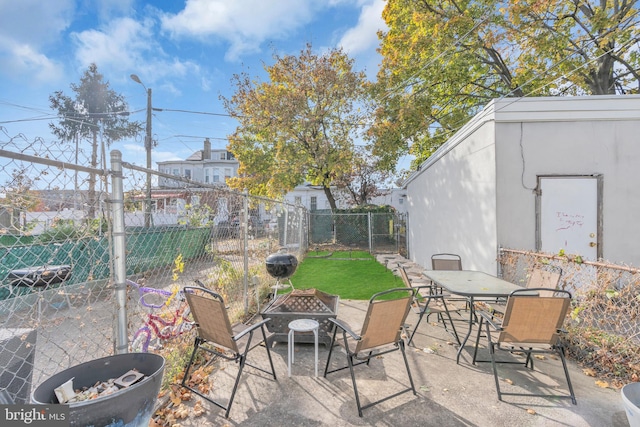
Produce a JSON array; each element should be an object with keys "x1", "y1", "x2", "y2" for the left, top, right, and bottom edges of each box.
[{"x1": 323, "y1": 186, "x2": 337, "y2": 211}]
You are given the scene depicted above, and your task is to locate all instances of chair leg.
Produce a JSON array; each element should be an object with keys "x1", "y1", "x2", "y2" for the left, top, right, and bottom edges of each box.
[
  {"x1": 472, "y1": 316, "x2": 485, "y2": 364},
  {"x1": 346, "y1": 353, "x2": 364, "y2": 417},
  {"x1": 323, "y1": 329, "x2": 338, "y2": 377},
  {"x1": 181, "y1": 337, "x2": 202, "y2": 389},
  {"x1": 399, "y1": 340, "x2": 417, "y2": 396},
  {"x1": 407, "y1": 308, "x2": 428, "y2": 346},
  {"x1": 441, "y1": 302, "x2": 460, "y2": 345},
  {"x1": 225, "y1": 354, "x2": 247, "y2": 418},
  {"x1": 558, "y1": 346, "x2": 577, "y2": 405},
  {"x1": 261, "y1": 326, "x2": 277, "y2": 380}
]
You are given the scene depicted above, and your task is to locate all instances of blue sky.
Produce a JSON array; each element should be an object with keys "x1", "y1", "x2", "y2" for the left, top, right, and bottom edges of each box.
[{"x1": 0, "y1": 0, "x2": 394, "y2": 172}]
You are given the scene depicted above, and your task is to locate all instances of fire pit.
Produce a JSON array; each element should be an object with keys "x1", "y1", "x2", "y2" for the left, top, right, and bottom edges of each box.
[{"x1": 261, "y1": 288, "x2": 339, "y2": 346}]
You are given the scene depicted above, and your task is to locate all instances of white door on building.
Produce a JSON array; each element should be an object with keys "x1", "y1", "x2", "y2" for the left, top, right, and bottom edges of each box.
[{"x1": 537, "y1": 176, "x2": 601, "y2": 260}]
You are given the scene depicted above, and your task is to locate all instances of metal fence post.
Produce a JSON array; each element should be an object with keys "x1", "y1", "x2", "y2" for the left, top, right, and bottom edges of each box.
[
  {"x1": 243, "y1": 189, "x2": 249, "y2": 314},
  {"x1": 368, "y1": 212, "x2": 372, "y2": 253},
  {"x1": 110, "y1": 150, "x2": 129, "y2": 354}
]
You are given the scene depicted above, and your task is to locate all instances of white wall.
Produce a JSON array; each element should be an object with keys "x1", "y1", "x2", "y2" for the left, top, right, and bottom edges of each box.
[
  {"x1": 406, "y1": 120, "x2": 498, "y2": 272},
  {"x1": 496, "y1": 113, "x2": 640, "y2": 266},
  {"x1": 405, "y1": 95, "x2": 640, "y2": 273}
]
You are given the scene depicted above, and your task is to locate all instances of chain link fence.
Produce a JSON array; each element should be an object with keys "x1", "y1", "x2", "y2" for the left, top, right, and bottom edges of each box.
[
  {"x1": 0, "y1": 131, "x2": 307, "y2": 404},
  {"x1": 499, "y1": 248, "x2": 640, "y2": 387},
  {"x1": 309, "y1": 210, "x2": 407, "y2": 256}
]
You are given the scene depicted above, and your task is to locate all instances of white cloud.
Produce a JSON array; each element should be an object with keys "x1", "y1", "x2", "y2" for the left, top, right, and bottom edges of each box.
[
  {"x1": 71, "y1": 17, "x2": 201, "y2": 89},
  {"x1": 0, "y1": 42, "x2": 64, "y2": 83},
  {"x1": 338, "y1": 0, "x2": 386, "y2": 56},
  {"x1": 0, "y1": 0, "x2": 73, "y2": 83},
  {"x1": 160, "y1": 0, "x2": 317, "y2": 61}
]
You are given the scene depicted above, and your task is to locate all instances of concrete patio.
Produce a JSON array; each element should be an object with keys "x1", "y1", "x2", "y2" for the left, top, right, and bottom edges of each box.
[{"x1": 171, "y1": 256, "x2": 629, "y2": 426}]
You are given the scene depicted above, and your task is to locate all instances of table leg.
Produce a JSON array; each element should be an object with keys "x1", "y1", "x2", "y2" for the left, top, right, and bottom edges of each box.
[
  {"x1": 456, "y1": 296, "x2": 475, "y2": 364},
  {"x1": 313, "y1": 328, "x2": 318, "y2": 377},
  {"x1": 288, "y1": 330, "x2": 293, "y2": 377}
]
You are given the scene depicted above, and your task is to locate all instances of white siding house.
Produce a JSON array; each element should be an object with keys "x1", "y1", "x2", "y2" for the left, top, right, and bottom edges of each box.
[
  {"x1": 285, "y1": 184, "x2": 338, "y2": 211},
  {"x1": 156, "y1": 138, "x2": 238, "y2": 188},
  {"x1": 403, "y1": 95, "x2": 640, "y2": 274}
]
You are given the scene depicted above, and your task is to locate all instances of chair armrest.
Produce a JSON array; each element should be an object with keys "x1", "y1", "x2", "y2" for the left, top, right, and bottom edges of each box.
[
  {"x1": 233, "y1": 318, "x2": 271, "y2": 340},
  {"x1": 477, "y1": 310, "x2": 502, "y2": 331},
  {"x1": 328, "y1": 318, "x2": 360, "y2": 340}
]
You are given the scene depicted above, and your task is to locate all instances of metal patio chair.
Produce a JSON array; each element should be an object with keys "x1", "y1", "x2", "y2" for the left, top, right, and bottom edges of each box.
[
  {"x1": 181, "y1": 285, "x2": 277, "y2": 418},
  {"x1": 431, "y1": 253, "x2": 470, "y2": 311},
  {"x1": 397, "y1": 264, "x2": 460, "y2": 346},
  {"x1": 431, "y1": 253, "x2": 463, "y2": 271},
  {"x1": 472, "y1": 287, "x2": 576, "y2": 404},
  {"x1": 486, "y1": 265, "x2": 563, "y2": 317},
  {"x1": 323, "y1": 287, "x2": 417, "y2": 417}
]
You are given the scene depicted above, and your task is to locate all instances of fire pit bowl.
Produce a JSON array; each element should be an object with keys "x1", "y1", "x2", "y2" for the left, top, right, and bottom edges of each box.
[
  {"x1": 32, "y1": 353, "x2": 164, "y2": 427},
  {"x1": 261, "y1": 288, "x2": 339, "y2": 346},
  {"x1": 265, "y1": 253, "x2": 298, "y2": 279}
]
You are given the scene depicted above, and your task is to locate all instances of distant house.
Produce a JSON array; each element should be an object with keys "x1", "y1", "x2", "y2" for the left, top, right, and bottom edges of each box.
[
  {"x1": 157, "y1": 138, "x2": 238, "y2": 188},
  {"x1": 403, "y1": 95, "x2": 640, "y2": 273},
  {"x1": 285, "y1": 183, "x2": 339, "y2": 211},
  {"x1": 369, "y1": 188, "x2": 407, "y2": 214}
]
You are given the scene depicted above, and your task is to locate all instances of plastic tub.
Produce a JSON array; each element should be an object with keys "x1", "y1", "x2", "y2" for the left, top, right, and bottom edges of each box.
[{"x1": 622, "y1": 382, "x2": 640, "y2": 427}]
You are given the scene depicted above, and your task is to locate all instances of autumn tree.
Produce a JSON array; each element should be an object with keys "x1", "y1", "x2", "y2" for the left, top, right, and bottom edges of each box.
[
  {"x1": 50, "y1": 63, "x2": 141, "y2": 218},
  {"x1": 334, "y1": 147, "x2": 391, "y2": 207},
  {"x1": 1, "y1": 169, "x2": 42, "y2": 231},
  {"x1": 372, "y1": 0, "x2": 640, "y2": 169},
  {"x1": 222, "y1": 44, "x2": 371, "y2": 210}
]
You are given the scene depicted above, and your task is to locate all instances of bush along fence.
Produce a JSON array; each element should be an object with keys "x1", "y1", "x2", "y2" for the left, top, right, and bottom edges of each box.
[
  {"x1": 498, "y1": 248, "x2": 640, "y2": 387},
  {"x1": 309, "y1": 207, "x2": 407, "y2": 257}
]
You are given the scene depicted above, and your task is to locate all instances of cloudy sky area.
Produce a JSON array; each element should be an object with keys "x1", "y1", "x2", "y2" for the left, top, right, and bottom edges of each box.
[{"x1": 0, "y1": 0, "x2": 387, "y2": 169}]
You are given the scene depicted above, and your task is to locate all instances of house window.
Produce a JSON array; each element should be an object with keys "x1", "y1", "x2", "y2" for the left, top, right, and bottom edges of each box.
[
  {"x1": 220, "y1": 152, "x2": 226, "y2": 160},
  {"x1": 213, "y1": 168, "x2": 220, "y2": 183},
  {"x1": 172, "y1": 169, "x2": 179, "y2": 176},
  {"x1": 294, "y1": 196, "x2": 302, "y2": 205},
  {"x1": 310, "y1": 196, "x2": 317, "y2": 211},
  {"x1": 184, "y1": 169, "x2": 191, "y2": 179},
  {"x1": 204, "y1": 168, "x2": 210, "y2": 183},
  {"x1": 224, "y1": 168, "x2": 232, "y2": 179}
]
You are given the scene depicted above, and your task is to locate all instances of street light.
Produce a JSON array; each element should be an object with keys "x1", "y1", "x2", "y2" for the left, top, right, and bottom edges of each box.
[{"x1": 130, "y1": 74, "x2": 153, "y2": 227}]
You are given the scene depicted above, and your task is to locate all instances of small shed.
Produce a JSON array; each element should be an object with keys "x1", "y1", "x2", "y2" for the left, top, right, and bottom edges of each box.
[{"x1": 403, "y1": 95, "x2": 640, "y2": 273}]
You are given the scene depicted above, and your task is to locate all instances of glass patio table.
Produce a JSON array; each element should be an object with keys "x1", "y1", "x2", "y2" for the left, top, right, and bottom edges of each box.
[{"x1": 422, "y1": 270, "x2": 525, "y2": 364}]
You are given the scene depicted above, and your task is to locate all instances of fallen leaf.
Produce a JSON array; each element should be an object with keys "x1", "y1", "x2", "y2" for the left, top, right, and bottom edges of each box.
[
  {"x1": 193, "y1": 400, "x2": 206, "y2": 417},
  {"x1": 504, "y1": 378, "x2": 514, "y2": 385},
  {"x1": 534, "y1": 355, "x2": 545, "y2": 360},
  {"x1": 595, "y1": 380, "x2": 609, "y2": 388},
  {"x1": 526, "y1": 409, "x2": 536, "y2": 415},
  {"x1": 420, "y1": 385, "x2": 429, "y2": 392},
  {"x1": 169, "y1": 391, "x2": 181, "y2": 406},
  {"x1": 583, "y1": 368, "x2": 597, "y2": 377}
]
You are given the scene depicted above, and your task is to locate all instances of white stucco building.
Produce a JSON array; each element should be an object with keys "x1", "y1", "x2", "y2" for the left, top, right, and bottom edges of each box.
[{"x1": 403, "y1": 95, "x2": 640, "y2": 273}]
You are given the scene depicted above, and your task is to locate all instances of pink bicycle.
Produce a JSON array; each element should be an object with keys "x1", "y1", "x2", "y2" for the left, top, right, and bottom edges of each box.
[{"x1": 127, "y1": 280, "x2": 194, "y2": 352}]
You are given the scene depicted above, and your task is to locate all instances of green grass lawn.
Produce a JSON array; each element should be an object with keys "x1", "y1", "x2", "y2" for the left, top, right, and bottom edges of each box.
[{"x1": 290, "y1": 251, "x2": 404, "y2": 300}]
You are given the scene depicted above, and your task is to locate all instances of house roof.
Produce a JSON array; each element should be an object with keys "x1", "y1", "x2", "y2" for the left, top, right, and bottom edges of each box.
[
  {"x1": 402, "y1": 94, "x2": 640, "y2": 188},
  {"x1": 185, "y1": 150, "x2": 203, "y2": 161}
]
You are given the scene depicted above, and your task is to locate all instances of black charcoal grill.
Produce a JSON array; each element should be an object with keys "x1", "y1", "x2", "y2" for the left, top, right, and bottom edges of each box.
[
  {"x1": 265, "y1": 252, "x2": 298, "y2": 299},
  {"x1": 265, "y1": 253, "x2": 298, "y2": 280}
]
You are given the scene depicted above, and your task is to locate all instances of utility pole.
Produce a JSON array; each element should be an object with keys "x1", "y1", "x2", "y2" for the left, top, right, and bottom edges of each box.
[{"x1": 131, "y1": 74, "x2": 153, "y2": 227}]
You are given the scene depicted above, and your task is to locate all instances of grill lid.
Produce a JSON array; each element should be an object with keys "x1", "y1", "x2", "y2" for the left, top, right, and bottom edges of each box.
[{"x1": 265, "y1": 253, "x2": 298, "y2": 279}]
